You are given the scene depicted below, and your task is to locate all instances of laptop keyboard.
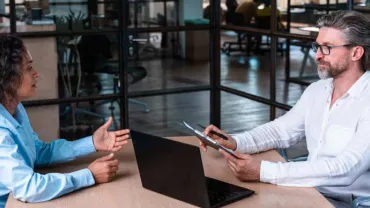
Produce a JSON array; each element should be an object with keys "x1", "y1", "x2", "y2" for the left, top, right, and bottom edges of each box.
[{"x1": 208, "y1": 189, "x2": 238, "y2": 206}]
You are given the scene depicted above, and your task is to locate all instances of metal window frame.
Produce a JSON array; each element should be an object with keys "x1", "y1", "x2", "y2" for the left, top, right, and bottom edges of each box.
[{"x1": 12, "y1": 0, "x2": 358, "y2": 130}]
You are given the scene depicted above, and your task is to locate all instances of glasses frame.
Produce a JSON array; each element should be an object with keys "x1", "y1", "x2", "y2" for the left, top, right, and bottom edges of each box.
[{"x1": 311, "y1": 42, "x2": 352, "y2": 55}]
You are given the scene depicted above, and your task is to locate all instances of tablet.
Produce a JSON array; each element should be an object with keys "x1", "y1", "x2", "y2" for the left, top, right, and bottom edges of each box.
[{"x1": 181, "y1": 121, "x2": 240, "y2": 159}]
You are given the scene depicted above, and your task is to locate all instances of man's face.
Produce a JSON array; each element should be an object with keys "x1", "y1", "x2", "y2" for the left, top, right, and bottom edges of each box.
[
  {"x1": 17, "y1": 51, "x2": 39, "y2": 101},
  {"x1": 315, "y1": 27, "x2": 351, "y2": 79}
]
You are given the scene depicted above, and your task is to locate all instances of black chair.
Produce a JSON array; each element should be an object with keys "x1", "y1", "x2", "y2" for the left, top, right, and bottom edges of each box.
[
  {"x1": 221, "y1": 13, "x2": 253, "y2": 56},
  {"x1": 253, "y1": 15, "x2": 285, "y2": 56},
  {"x1": 77, "y1": 34, "x2": 149, "y2": 112}
]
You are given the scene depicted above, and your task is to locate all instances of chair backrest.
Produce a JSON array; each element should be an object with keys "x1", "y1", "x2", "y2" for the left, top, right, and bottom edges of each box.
[
  {"x1": 77, "y1": 34, "x2": 113, "y2": 74},
  {"x1": 235, "y1": 1, "x2": 257, "y2": 26},
  {"x1": 225, "y1": 0, "x2": 238, "y2": 24},
  {"x1": 255, "y1": 7, "x2": 285, "y2": 31}
]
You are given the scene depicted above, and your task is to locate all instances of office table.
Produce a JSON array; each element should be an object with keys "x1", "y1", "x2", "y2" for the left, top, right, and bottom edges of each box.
[{"x1": 6, "y1": 136, "x2": 333, "y2": 208}]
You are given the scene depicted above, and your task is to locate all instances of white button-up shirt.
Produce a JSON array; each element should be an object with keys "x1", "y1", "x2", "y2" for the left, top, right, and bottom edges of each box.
[{"x1": 233, "y1": 71, "x2": 370, "y2": 199}]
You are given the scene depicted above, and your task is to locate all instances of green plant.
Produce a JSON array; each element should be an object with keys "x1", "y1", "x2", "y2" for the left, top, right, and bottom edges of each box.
[{"x1": 66, "y1": 9, "x2": 86, "y2": 21}]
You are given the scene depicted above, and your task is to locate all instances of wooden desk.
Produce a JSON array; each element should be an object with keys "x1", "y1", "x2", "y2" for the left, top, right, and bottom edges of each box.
[{"x1": 6, "y1": 136, "x2": 333, "y2": 208}]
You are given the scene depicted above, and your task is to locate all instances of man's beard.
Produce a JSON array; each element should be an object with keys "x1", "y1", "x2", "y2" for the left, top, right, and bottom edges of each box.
[
  {"x1": 317, "y1": 67, "x2": 332, "y2": 79},
  {"x1": 317, "y1": 61, "x2": 347, "y2": 80}
]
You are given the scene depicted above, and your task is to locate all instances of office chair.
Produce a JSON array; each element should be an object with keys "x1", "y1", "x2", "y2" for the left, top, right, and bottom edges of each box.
[
  {"x1": 77, "y1": 34, "x2": 150, "y2": 113},
  {"x1": 221, "y1": 13, "x2": 253, "y2": 56},
  {"x1": 278, "y1": 148, "x2": 308, "y2": 162},
  {"x1": 253, "y1": 15, "x2": 285, "y2": 56},
  {"x1": 290, "y1": 40, "x2": 316, "y2": 77},
  {"x1": 352, "y1": 197, "x2": 370, "y2": 208}
]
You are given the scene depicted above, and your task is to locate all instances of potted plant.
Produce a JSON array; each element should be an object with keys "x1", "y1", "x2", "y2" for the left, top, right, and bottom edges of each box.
[
  {"x1": 58, "y1": 38, "x2": 94, "y2": 141},
  {"x1": 66, "y1": 9, "x2": 86, "y2": 31}
]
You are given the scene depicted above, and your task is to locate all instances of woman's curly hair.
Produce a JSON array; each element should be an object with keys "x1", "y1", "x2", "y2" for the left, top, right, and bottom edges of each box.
[{"x1": 0, "y1": 35, "x2": 26, "y2": 104}]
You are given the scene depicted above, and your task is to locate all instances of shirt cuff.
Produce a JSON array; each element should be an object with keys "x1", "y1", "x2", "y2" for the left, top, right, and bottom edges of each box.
[
  {"x1": 231, "y1": 132, "x2": 254, "y2": 153},
  {"x1": 260, "y1": 160, "x2": 279, "y2": 184},
  {"x1": 71, "y1": 136, "x2": 96, "y2": 157},
  {"x1": 68, "y1": 168, "x2": 95, "y2": 190},
  {"x1": 231, "y1": 134, "x2": 244, "y2": 153}
]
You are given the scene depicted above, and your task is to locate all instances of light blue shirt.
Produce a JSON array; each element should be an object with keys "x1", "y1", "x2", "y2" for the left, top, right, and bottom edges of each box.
[{"x1": 0, "y1": 104, "x2": 96, "y2": 207}]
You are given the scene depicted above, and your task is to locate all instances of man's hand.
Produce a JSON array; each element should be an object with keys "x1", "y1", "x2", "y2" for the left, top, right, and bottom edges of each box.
[
  {"x1": 88, "y1": 153, "x2": 119, "y2": 184},
  {"x1": 219, "y1": 149, "x2": 261, "y2": 182},
  {"x1": 200, "y1": 124, "x2": 237, "y2": 151},
  {"x1": 93, "y1": 117, "x2": 130, "y2": 152}
]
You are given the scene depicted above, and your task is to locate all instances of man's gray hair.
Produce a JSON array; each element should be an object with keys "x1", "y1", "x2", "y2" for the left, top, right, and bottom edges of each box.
[{"x1": 317, "y1": 10, "x2": 370, "y2": 71}]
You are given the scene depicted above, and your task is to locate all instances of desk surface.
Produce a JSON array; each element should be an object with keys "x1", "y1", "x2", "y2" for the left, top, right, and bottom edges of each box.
[{"x1": 6, "y1": 136, "x2": 333, "y2": 208}]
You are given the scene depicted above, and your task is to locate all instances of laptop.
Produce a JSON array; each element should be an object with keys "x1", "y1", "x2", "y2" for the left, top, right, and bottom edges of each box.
[{"x1": 130, "y1": 130, "x2": 255, "y2": 208}]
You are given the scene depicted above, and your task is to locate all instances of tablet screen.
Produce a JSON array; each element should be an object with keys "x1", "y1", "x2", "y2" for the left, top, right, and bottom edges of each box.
[{"x1": 180, "y1": 121, "x2": 240, "y2": 159}]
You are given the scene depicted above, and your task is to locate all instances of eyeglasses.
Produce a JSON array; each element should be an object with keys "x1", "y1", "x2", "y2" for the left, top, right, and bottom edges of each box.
[{"x1": 311, "y1": 42, "x2": 352, "y2": 55}]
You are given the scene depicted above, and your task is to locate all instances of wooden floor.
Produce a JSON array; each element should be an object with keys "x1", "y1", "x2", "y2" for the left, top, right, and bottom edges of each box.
[{"x1": 73, "y1": 33, "x2": 319, "y2": 158}]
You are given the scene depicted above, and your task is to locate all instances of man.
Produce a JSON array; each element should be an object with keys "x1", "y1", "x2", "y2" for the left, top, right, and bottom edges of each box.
[
  {"x1": 201, "y1": 10, "x2": 370, "y2": 208},
  {"x1": 235, "y1": 0, "x2": 258, "y2": 25}
]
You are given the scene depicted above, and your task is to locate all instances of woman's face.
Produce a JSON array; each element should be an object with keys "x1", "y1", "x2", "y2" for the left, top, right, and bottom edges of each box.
[{"x1": 17, "y1": 51, "x2": 39, "y2": 101}]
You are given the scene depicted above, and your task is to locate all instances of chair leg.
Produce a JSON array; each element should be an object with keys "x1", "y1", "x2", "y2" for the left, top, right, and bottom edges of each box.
[
  {"x1": 299, "y1": 47, "x2": 311, "y2": 77},
  {"x1": 129, "y1": 98, "x2": 150, "y2": 113}
]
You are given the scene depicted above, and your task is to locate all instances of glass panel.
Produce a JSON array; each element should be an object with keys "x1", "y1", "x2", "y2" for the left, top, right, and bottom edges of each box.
[
  {"x1": 0, "y1": 0, "x2": 9, "y2": 33},
  {"x1": 280, "y1": 0, "x2": 353, "y2": 35},
  {"x1": 57, "y1": 33, "x2": 120, "y2": 99},
  {"x1": 59, "y1": 99, "x2": 121, "y2": 141},
  {"x1": 221, "y1": 30, "x2": 272, "y2": 99},
  {"x1": 22, "y1": 37, "x2": 59, "y2": 100},
  {"x1": 129, "y1": 0, "x2": 183, "y2": 28},
  {"x1": 221, "y1": 91, "x2": 270, "y2": 133},
  {"x1": 25, "y1": 100, "x2": 120, "y2": 142},
  {"x1": 13, "y1": 0, "x2": 119, "y2": 33},
  {"x1": 129, "y1": 91, "x2": 210, "y2": 137},
  {"x1": 222, "y1": 0, "x2": 283, "y2": 32},
  {"x1": 277, "y1": 38, "x2": 317, "y2": 106},
  {"x1": 166, "y1": 1, "x2": 177, "y2": 26},
  {"x1": 128, "y1": 30, "x2": 210, "y2": 92},
  {"x1": 23, "y1": 33, "x2": 120, "y2": 100},
  {"x1": 354, "y1": 0, "x2": 370, "y2": 7}
]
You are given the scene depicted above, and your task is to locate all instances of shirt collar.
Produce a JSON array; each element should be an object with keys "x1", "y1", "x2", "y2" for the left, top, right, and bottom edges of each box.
[
  {"x1": 346, "y1": 71, "x2": 370, "y2": 98},
  {"x1": 0, "y1": 103, "x2": 23, "y2": 128},
  {"x1": 324, "y1": 78, "x2": 334, "y2": 92},
  {"x1": 323, "y1": 71, "x2": 370, "y2": 99}
]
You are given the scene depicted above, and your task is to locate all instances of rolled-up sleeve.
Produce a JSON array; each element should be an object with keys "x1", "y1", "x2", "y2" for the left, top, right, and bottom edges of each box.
[{"x1": 0, "y1": 130, "x2": 95, "y2": 203}]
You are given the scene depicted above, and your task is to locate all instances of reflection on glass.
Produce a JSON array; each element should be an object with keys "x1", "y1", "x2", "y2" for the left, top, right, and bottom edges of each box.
[
  {"x1": 128, "y1": 31, "x2": 210, "y2": 92},
  {"x1": 129, "y1": 92, "x2": 210, "y2": 137},
  {"x1": 57, "y1": 33, "x2": 120, "y2": 99}
]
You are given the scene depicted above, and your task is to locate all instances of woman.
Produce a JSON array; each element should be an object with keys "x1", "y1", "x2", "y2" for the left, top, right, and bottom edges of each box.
[{"x1": 0, "y1": 35, "x2": 130, "y2": 207}]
